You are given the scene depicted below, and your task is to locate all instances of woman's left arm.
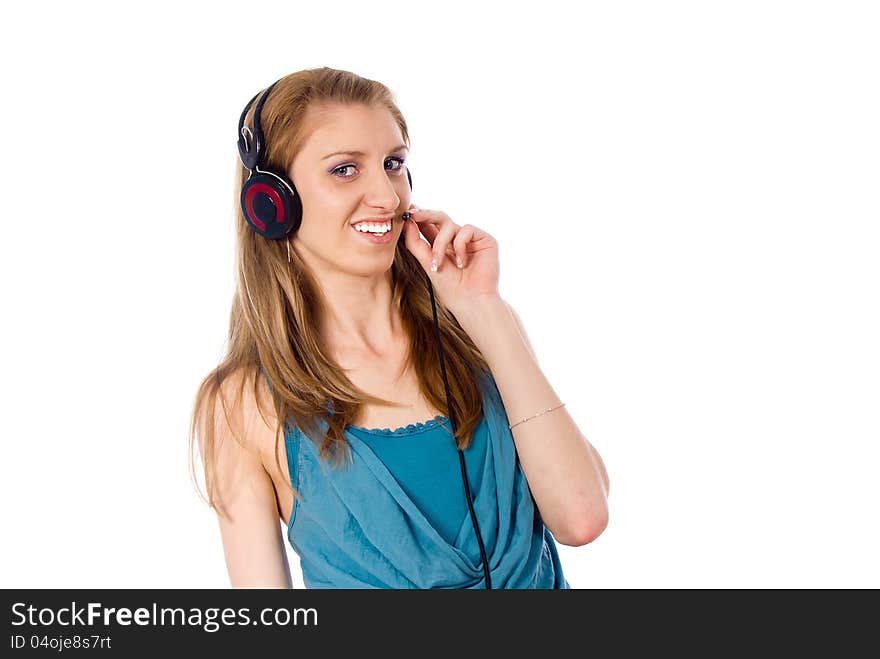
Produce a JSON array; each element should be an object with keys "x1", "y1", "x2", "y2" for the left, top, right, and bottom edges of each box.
[
  {"x1": 453, "y1": 295, "x2": 610, "y2": 547},
  {"x1": 402, "y1": 208, "x2": 609, "y2": 546}
]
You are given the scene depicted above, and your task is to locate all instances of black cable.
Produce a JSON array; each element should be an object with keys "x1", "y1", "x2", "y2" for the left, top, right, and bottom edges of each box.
[{"x1": 424, "y1": 271, "x2": 492, "y2": 589}]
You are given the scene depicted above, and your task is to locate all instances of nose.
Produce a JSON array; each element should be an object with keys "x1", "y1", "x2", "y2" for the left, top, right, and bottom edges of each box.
[{"x1": 363, "y1": 165, "x2": 403, "y2": 210}]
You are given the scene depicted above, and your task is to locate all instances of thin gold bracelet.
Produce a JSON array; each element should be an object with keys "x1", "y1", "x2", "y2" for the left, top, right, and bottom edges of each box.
[{"x1": 508, "y1": 402, "x2": 566, "y2": 430}]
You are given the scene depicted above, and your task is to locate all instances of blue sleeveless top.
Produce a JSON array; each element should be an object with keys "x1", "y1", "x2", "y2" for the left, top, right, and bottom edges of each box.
[
  {"x1": 277, "y1": 369, "x2": 570, "y2": 589},
  {"x1": 346, "y1": 415, "x2": 480, "y2": 546}
]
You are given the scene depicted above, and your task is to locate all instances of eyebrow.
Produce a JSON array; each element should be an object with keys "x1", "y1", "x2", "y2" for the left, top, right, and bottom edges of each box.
[{"x1": 321, "y1": 144, "x2": 409, "y2": 160}]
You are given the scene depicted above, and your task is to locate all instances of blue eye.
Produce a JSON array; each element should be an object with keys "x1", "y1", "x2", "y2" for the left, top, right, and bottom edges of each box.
[{"x1": 331, "y1": 156, "x2": 406, "y2": 179}]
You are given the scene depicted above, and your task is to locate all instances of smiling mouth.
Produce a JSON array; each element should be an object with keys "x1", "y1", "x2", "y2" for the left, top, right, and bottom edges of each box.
[
  {"x1": 351, "y1": 221, "x2": 393, "y2": 236},
  {"x1": 350, "y1": 220, "x2": 396, "y2": 245}
]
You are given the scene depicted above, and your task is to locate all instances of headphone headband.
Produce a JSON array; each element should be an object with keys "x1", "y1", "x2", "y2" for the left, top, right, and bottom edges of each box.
[{"x1": 237, "y1": 79, "x2": 280, "y2": 172}]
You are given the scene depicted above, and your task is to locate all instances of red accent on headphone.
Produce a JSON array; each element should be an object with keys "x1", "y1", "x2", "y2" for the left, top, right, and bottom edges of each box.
[{"x1": 244, "y1": 182, "x2": 285, "y2": 232}]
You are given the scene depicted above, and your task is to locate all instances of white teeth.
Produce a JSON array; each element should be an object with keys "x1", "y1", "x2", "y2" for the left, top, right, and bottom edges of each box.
[{"x1": 353, "y1": 222, "x2": 391, "y2": 234}]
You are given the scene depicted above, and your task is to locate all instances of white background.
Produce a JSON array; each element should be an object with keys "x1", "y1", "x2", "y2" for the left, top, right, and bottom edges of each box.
[{"x1": 1, "y1": 1, "x2": 877, "y2": 588}]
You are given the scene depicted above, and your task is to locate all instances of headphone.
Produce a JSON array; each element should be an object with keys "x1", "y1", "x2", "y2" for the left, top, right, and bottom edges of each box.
[{"x1": 236, "y1": 78, "x2": 492, "y2": 588}]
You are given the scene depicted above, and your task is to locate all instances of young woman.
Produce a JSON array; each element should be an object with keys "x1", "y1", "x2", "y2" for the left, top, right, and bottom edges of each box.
[{"x1": 190, "y1": 67, "x2": 610, "y2": 589}]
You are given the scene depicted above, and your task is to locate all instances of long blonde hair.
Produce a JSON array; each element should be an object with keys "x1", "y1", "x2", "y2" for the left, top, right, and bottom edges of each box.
[{"x1": 189, "y1": 67, "x2": 490, "y2": 517}]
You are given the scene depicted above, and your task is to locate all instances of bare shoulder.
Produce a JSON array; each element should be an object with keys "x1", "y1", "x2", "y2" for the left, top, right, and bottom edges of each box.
[
  {"x1": 226, "y1": 367, "x2": 281, "y2": 457},
  {"x1": 197, "y1": 367, "x2": 292, "y2": 588},
  {"x1": 198, "y1": 367, "x2": 280, "y2": 463}
]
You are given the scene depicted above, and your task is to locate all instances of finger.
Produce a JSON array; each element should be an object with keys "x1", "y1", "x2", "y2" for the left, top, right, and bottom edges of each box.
[
  {"x1": 416, "y1": 222, "x2": 459, "y2": 265},
  {"x1": 451, "y1": 224, "x2": 475, "y2": 268},
  {"x1": 402, "y1": 215, "x2": 434, "y2": 271},
  {"x1": 429, "y1": 221, "x2": 459, "y2": 272},
  {"x1": 403, "y1": 217, "x2": 458, "y2": 271},
  {"x1": 403, "y1": 203, "x2": 419, "y2": 219},
  {"x1": 417, "y1": 220, "x2": 441, "y2": 245},
  {"x1": 408, "y1": 214, "x2": 448, "y2": 252},
  {"x1": 405, "y1": 209, "x2": 462, "y2": 268}
]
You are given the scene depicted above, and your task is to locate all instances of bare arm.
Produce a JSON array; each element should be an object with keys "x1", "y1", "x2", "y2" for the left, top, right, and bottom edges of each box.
[
  {"x1": 198, "y1": 372, "x2": 293, "y2": 588},
  {"x1": 507, "y1": 302, "x2": 610, "y2": 498},
  {"x1": 454, "y1": 296, "x2": 610, "y2": 546}
]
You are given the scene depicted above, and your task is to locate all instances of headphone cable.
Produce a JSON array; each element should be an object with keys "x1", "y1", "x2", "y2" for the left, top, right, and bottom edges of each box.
[{"x1": 425, "y1": 272, "x2": 492, "y2": 589}]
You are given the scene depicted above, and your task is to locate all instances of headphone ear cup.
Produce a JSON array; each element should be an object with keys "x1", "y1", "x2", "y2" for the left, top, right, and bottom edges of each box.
[{"x1": 240, "y1": 172, "x2": 302, "y2": 239}]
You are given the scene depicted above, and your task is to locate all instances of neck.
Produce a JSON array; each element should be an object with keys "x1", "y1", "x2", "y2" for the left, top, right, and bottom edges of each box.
[{"x1": 316, "y1": 269, "x2": 403, "y2": 357}]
